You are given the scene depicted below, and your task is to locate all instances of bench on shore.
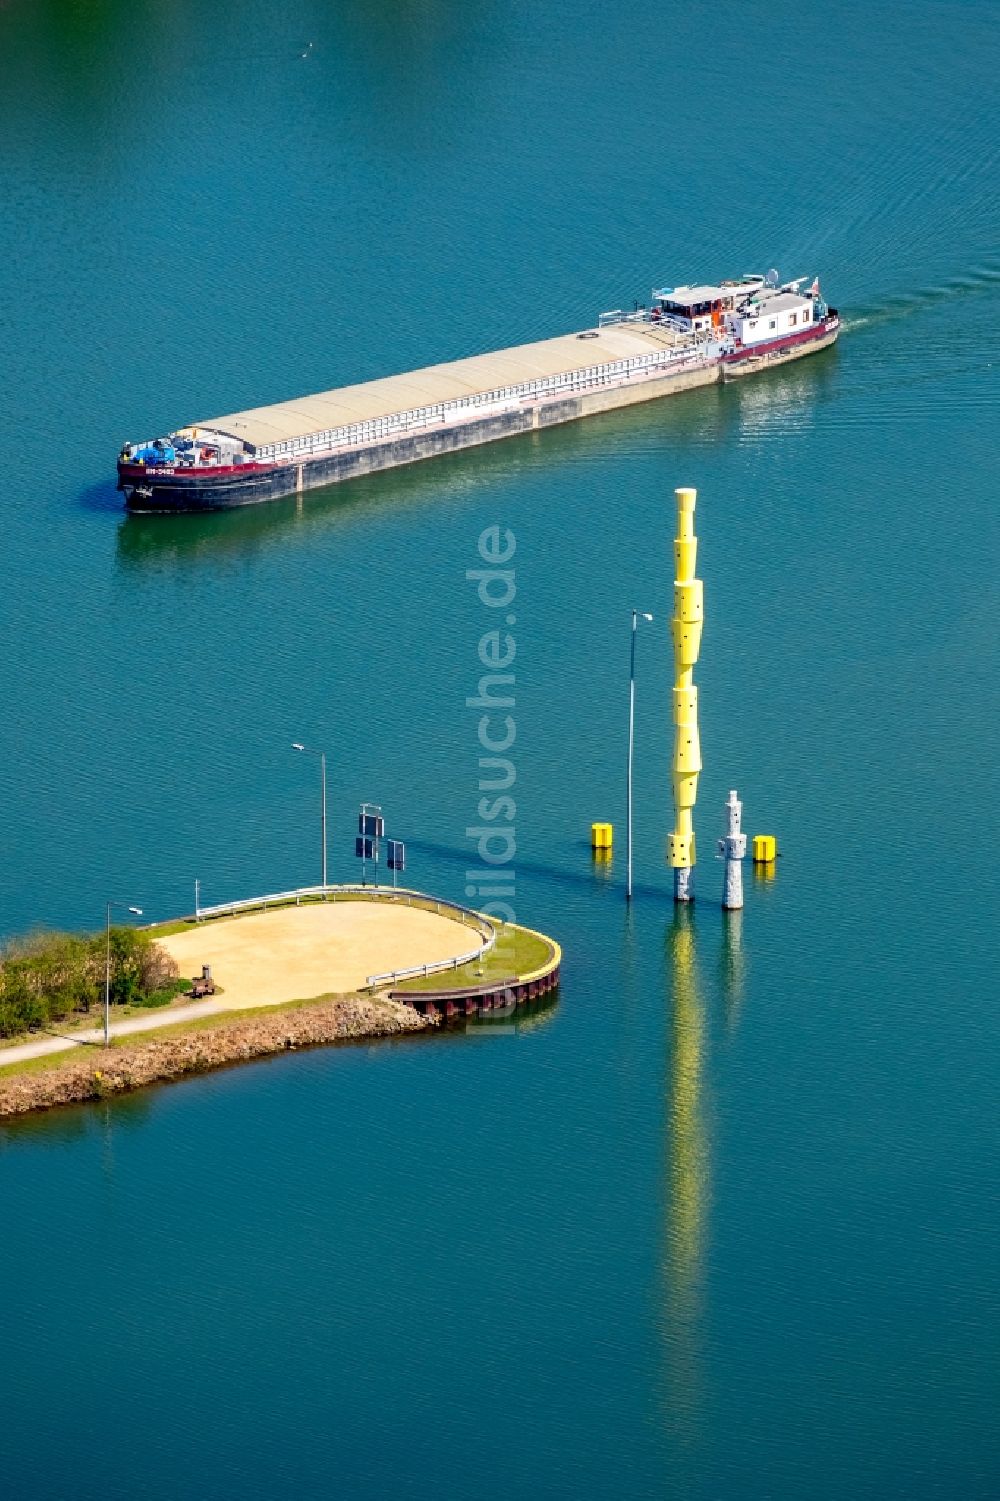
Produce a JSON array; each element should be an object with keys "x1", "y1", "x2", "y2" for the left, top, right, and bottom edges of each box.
[{"x1": 189, "y1": 964, "x2": 216, "y2": 999}]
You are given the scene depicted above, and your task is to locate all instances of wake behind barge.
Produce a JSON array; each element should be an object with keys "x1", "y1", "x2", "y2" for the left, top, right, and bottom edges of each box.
[{"x1": 118, "y1": 273, "x2": 838, "y2": 512}]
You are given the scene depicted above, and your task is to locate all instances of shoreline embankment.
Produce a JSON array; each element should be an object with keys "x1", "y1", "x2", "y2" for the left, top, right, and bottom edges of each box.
[{"x1": 0, "y1": 995, "x2": 431, "y2": 1119}]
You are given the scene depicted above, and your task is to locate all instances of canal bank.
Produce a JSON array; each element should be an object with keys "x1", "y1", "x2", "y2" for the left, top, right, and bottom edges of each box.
[
  {"x1": 0, "y1": 890, "x2": 561, "y2": 1116},
  {"x1": 0, "y1": 994, "x2": 430, "y2": 1118},
  {"x1": 391, "y1": 923, "x2": 561, "y2": 1018}
]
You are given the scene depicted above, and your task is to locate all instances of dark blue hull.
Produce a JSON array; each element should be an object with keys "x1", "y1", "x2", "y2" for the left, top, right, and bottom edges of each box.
[
  {"x1": 119, "y1": 407, "x2": 536, "y2": 512},
  {"x1": 119, "y1": 464, "x2": 293, "y2": 512}
]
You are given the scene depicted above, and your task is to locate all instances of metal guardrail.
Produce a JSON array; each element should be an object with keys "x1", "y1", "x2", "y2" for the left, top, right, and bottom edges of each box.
[
  {"x1": 189, "y1": 883, "x2": 496, "y2": 990},
  {"x1": 365, "y1": 936, "x2": 494, "y2": 989},
  {"x1": 365, "y1": 900, "x2": 496, "y2": 988},
  {"x1": 194, "y1": 883, "x2": 374, "y2": 920}
]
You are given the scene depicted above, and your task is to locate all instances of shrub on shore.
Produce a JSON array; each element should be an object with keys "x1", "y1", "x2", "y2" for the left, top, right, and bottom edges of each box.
[
  {"x1": 130, "y1": 977, "x2": 191, "y2": 1009},
  {"x1": 0, "y1": 929, "x2": 179, "y2": 1039}
]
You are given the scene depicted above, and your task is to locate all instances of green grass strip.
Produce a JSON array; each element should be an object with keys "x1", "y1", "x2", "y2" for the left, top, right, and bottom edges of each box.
[{"x1": 393, "y1": 924, "x2": 552, "y2": 992}]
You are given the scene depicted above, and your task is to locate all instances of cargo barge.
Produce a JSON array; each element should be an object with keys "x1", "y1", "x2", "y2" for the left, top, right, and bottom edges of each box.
[{"x1": 118, "y1": 272, "x2": 838, "y2": 512}]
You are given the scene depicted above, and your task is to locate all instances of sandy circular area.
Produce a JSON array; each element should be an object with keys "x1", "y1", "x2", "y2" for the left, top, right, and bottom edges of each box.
[{"x1": 158, "y1": 899, "x2": 483, "y2": 1009}]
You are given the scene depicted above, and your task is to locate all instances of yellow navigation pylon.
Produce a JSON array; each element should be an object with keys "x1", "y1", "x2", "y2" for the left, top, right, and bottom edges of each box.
[{"x1": 668, "y1": 487, "x2": 703, "y2": 902}]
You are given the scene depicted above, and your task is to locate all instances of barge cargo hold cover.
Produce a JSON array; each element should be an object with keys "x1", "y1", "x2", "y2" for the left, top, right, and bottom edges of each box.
[{"x1": 118, "y1": 273, "x2": 838, "y2": 511}]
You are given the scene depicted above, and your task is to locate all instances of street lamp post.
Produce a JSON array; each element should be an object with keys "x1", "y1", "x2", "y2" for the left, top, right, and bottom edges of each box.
[
  {"x1": 291, "y1": 742, "x2": 327, "y2": 889},
  {"x1": 627, "y1": 609, "x2": 655, "y2": 902},
  {"x1": 105, "y1": 900, "x2": 143, "y2": 1048}
]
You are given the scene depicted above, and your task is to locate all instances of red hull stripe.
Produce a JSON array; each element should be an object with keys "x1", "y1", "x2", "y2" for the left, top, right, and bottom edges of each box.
[
  {"x1": 722, "y1": 315, "x2": 838, "y2": 363},
  {"x1": 118, "y1": 460, "x2": 281, "y2": 480}
]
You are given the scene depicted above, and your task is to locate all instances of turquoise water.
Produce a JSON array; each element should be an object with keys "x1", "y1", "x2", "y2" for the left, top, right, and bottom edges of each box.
[{"x1": 1, "y1": 2, "x2": 998, "y2": 1495}]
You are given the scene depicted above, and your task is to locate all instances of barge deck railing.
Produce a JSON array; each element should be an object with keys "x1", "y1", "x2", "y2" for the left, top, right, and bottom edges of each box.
[{"x1": 255, "y1": 334, "x2": 721, "y2": 465}]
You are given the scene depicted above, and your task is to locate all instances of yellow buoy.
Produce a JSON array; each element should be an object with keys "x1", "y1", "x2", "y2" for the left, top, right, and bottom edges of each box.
[
  {"x1": 752, "y1": 834, "x2": 777, "y2": 864},
  {"x1": 591, "y1": 821, "x2": 613, "y2": 850}
]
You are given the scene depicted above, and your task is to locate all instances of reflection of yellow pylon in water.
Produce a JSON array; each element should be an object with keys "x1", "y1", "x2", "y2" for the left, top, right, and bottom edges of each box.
[
  {"x1": 662, "y1": 907, "x2": 748, "y2": 1435},
  {"x1": 668, "y1": 488, "x2": 703, "y2": 903},
  {"x1": 665, "y1": 908, "x2": 707, "y2": 1342}
]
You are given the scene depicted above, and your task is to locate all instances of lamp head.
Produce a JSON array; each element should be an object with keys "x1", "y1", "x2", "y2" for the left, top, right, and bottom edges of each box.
[{"x1": 291, "y1": 742, "x2": 305, "y2": 752}]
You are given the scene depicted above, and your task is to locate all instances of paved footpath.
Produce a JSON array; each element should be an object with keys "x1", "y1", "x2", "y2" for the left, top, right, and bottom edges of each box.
[{"x1": 0, "y1": 999, "x2": 228, "y2": 1068}]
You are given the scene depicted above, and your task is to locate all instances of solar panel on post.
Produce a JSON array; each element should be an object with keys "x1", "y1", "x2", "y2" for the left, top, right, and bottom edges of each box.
[{"x1": 357, "y1": 802, "x2": 383, "y2": 887}]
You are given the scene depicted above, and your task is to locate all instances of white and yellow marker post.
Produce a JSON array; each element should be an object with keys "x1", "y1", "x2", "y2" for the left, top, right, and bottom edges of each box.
[{"x1": 667, "y1": 487, "x2": 703, "y2": 903}]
